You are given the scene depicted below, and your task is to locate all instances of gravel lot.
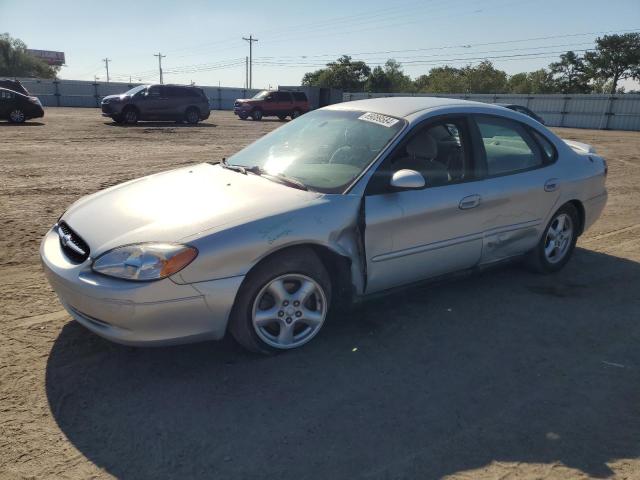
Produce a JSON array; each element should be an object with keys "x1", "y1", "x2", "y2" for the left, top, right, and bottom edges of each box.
[{"x1": 1, "y1": 108, "x2": 639, "y2": 480}]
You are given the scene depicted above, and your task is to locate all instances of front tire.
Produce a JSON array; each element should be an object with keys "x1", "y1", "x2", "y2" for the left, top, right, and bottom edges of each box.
[
  {"x1": 251, "y1": 108, "x2": 263, "y2": 121},
  {"x1": 525, "y1": 204, "x2": 579, "y2": 273},
  {"x1": 122, "y1": 107, "x2": 138, "y2": 124},
  {"x1": 185, "y1": 107, "x2": 200, "y2": 124},
  {"x1": 238, "y1": 112, "x2": 248, "y2": 120},
  {"x1": 8, "y1": 108, "x2": 26, "y2": 123},
  {"x1": 229, "y1": 247, "x2": 331, "y2": 354}
]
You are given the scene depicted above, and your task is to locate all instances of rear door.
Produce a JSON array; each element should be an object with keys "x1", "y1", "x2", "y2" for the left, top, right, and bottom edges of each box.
[
  {"x1": 276, "y1": 91, "x2": 293, "y2": 115},
  {"x1": 472, "y1": 115, "x2": 561, "y2": 263},
  {"x1": 0, "y1": 89, "x2": 14, "y2": 117}
]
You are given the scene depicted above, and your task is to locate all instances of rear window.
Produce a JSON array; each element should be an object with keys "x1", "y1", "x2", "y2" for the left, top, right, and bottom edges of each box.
[{"x1": 293, "y1": 92, "x2": 307, "y2": 101}]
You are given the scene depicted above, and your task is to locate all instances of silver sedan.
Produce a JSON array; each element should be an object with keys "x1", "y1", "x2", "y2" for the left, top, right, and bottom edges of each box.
[{"x1": 41, "y1": 97, "x2": 608, "y2": 353}]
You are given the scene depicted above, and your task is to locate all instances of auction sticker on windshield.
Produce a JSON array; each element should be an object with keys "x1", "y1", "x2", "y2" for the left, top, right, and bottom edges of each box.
[{"x1": 358, "y1": 112, "x2": 400, "y2": 128}]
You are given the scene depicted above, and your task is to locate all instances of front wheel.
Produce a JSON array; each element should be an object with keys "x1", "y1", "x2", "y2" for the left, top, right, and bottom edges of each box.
[
  {"x1": 238, "y1": 112, "x2": 248, "y2": 120},
  {"x1": 8, "y1": 108, "x2": 26, "y2": 123},
  {"x1": 185, "y1": 107, "x2": 200, "y2": 124},
  {"x1": 229, "y1": 247, "x2": 331, "y2": 354},
  {"x1": 525, "y1": 204, "x2": 579, "y2": 273},
  {"x1": 251, "y1": 109, "x2": 263, "y2": 121},
  {"x1": 122, "y1": 107, "x2": 138, "y2": 124}
]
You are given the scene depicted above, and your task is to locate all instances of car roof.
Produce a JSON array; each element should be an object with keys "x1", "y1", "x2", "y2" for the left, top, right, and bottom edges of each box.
[{"x1": 325, "y1": 96, "x2": 499, "y2": 118}]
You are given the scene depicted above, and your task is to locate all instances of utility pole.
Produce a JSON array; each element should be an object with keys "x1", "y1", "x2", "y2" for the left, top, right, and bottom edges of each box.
[
  {"x1": 154, "y1": 52, "x2": 166, "y2": 84},
  {"x1": 242, "y1": 35, "x2": 258, "y2": 88},
  {"x1": 245, "y1": 56, "x2": 249, "y2": 89},
  {"x1": 102, "y1": 58, "x2": 110, "y2": 82}
]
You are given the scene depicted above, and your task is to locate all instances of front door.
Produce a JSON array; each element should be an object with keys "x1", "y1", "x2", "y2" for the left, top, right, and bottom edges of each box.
[
  {"x1": 364, "y1": 117, "x2": 486, "y2": 293},
  {"x1": 143, "y1": 85, "x2": 170, "y2": 119}
]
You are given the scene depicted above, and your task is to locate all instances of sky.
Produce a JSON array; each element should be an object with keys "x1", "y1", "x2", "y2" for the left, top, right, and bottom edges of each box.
[{"x1": 1, "y1": 0, "x2": 639, "y2": 90}]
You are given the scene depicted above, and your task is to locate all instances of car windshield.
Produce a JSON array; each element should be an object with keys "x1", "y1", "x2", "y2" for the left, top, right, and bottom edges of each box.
[
  {"x1": 252, "y1": 90, "x2": 270, "y2": 100},
  {"x1": 124, "y1": 85, "x2": 147, "y2": 96},
  {"x1": 226, "y1": 109, "x2": 406, "y2": 193}
]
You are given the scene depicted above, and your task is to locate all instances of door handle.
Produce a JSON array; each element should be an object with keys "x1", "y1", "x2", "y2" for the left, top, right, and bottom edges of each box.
[
  {"x1": 544, "y1": 178, "x2": 559, "y2": 192},
  {"x1": 459, "y1": 194, "x2": 481, "y2": 210}
]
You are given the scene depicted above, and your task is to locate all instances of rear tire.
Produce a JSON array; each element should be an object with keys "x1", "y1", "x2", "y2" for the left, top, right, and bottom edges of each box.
[
  {"x1": 525, "y1": 203, "x2": 579, "y2": 274},
  {"x1": 290, "y1": 109, "x2": 301, "y2": 119},
  {"x1": 251, "y1": 108, "x2": 263, "y2": 121},
  {"x1": 277, "y1": 115, "x2": 287, "y2": 121},
  {"x1": 185, "y1": 107, "x2": 200, "y2": 124},
  {"x1": 122, "y1": 107, "x2": 138, "y2": 124},
  {"x1": 229, "y1": 247, "x2": 332, "y2": 355},
  {"x1": 8, "y1": 108, "x2": 26, "y2": 123}
]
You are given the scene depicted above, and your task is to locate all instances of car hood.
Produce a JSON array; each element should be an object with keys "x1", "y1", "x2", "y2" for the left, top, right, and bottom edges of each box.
[
  {"x1": 61, "y1": 163, "x2": 319, "y2": 256},
  {"x1": 102, "y1": 94, "x2": 126, "y2": 102}
]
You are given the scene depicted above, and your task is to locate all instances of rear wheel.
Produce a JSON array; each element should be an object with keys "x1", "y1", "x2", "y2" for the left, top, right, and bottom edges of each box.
[
  {"x1": 251, "y1": 108, "x2": 263, "y2": 121},
  {"x1": 185, "y1": 107, "x2": 200, "y2": 124},
  {"x1": 277, "y1": 115, "x2": 287, "y2": 121},
  {"x1": 525, "y1": 204, "x2": 579, "y2": 273},
  {"x1": 8, "y1": 108, "x2": 26, "y2": 123},
  {"x1": 290, "y1": 109, "x2": 301, "y2": 119},
  {"x1": 122, "y1": 107, "x2": 138, "y2": 124},
  {"x1": 229, "y1": 247, "x2": 331, "y2": 354}
]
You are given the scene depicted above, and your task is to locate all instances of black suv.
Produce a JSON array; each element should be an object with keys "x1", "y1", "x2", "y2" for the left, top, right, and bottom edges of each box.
[
  {"x1": 101, "y1": 84, "x2": 211, "y2": 124},
  {"x1": 0, "y1": 87, "x2": 44, "y2": 123}
]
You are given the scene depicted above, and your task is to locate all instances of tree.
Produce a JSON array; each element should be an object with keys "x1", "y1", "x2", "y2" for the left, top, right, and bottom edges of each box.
[
  {"x1": 460, "y1": 61, "x2": 508, "y2": 93},
  {"x1": 301, "y1": 55, "x2": 371, "y2": 91},
  {"x1": 584, "y1": 33, "x2": 640, "y2": 94},
  {"x1": 508, "y1": 69, "x2": 556, "y2": 94},
  {"x1": 0, "y1": 33, "x2": 59, "y2": 78},
  {"x1": 365, "y1": 59, "x2": 413, "y2": 93},
  {"x1": 549, "y1": 51, "x2": 590, "y2": 93},
  {"x1": 414, "y1": 66, "x2": 466, "y2": 93}
]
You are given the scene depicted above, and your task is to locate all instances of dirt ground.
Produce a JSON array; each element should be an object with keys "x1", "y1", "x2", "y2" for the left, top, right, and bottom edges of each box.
[{"x1": 1, "y1": 108, "x2": 639, "y2": 480}]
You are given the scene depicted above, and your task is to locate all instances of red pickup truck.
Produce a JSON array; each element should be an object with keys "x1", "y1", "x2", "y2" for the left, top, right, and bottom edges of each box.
[{"x1": 233, "y1": 90, "x2": 310, "y2": 121}]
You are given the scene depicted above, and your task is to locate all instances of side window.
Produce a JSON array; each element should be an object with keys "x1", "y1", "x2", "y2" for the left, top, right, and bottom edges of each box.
[
  {"x1": 530, "y1": 129, "x2": 557, "y2": 163},
  {"x1": 1, "y1": 90, "x2": 14, "y2": 99},
  {"x1": 476, "y1": 117, "x2": 542, "y2": 176},
  {"x1": 293, "y1": 92, "x2": 307, "y2": 101},
  {"x1": 165, "y1": 86, "x2": 182, "y2": 98},
  {"x1": 389, "y1": 120, "x2": 470, "y2": 187},
  {"x1": 276, "y1": 91, "x2": 292, "y2": 102},
  {"x1": 148, "y1": 86, "x2": 161, "y2": 97}
]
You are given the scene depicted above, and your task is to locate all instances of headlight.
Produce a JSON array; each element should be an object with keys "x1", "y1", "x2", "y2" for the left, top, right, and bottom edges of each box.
[{"x1": 92, "y1": 243, "x2": 198, "y2": 281}]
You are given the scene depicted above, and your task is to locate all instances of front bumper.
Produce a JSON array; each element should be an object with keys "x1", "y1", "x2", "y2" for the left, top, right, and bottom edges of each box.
[{"x1": 40, "y1": 227, "x2": 244, "y2": 346}]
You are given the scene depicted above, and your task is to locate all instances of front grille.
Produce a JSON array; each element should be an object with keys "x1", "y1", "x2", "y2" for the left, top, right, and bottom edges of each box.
[{"x1": 57, "y1": 222, "x2": 90, "y2": 263}]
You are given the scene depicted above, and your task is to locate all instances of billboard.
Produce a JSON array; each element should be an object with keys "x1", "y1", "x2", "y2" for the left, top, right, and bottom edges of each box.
[{"x1": 27, "y1": 49, "x2": 66, "y2": 66}]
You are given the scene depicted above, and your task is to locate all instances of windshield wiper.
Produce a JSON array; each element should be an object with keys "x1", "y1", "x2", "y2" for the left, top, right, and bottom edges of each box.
[
  {"x1": 262, "y1": 172, "x2": 310, "y2": 191},
  {"x1": 219, "y1": 158, "x2": 246, "y2": 174}
]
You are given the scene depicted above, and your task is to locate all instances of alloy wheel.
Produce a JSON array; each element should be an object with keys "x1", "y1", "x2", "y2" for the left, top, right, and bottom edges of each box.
[
  {"x1": 9, "y1": 109, "x2": 25, "y2": 123},
  {"x1": 544, "y1": 213, "x2": 573, "y2": 264},
  {"x1": 252, "y1": 274, "x2": 327, "y2": 349}
]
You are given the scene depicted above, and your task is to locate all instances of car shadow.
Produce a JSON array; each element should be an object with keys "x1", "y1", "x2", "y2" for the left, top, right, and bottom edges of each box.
[
  {"x1": 0, "y1": 121, "x2": 45, "y2": 126},
  {"x1": 104, "y1": 121, "x2": 217, "y2": 128},
  {"x1": 45, "y1": 248, "x2": 640, "y2": 479}
]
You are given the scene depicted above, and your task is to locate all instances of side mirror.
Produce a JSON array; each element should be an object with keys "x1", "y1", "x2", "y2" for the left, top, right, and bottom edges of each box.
[{"x1": 390, "y1": 169, "x2": 425, "y2": 190}]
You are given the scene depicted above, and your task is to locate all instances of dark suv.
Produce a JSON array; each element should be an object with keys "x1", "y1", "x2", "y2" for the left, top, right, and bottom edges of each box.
[
  {"x1": 0, "y1": 87, "x2": 44, "y2": 123},
  {"x1": 101, "y1": 84, "x2": 211, "y2": 124},
  {"x1": 233, "y1": 90, "x2": 309, "y2": 121}
]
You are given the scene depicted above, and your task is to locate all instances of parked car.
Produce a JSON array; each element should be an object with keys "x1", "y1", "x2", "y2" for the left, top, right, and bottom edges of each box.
[
  {"x1": 101, "y1": 84, "x2": 210, "y2": 124},
  {"x1": 234, "y1": 90, "x2": 309, "y2": 121},
  {"x1": 41, "y1": 97, "x2": 607, "y2": 354},
  {"x1": 499, "y1": 103, "x2": 546, "y2": 125},
  {"x1": 0, "y1": 78, "x2": 31, "y2": 96},
  {"x1": 0, "y1": 87, "x2": 44, "y2": 123}
]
